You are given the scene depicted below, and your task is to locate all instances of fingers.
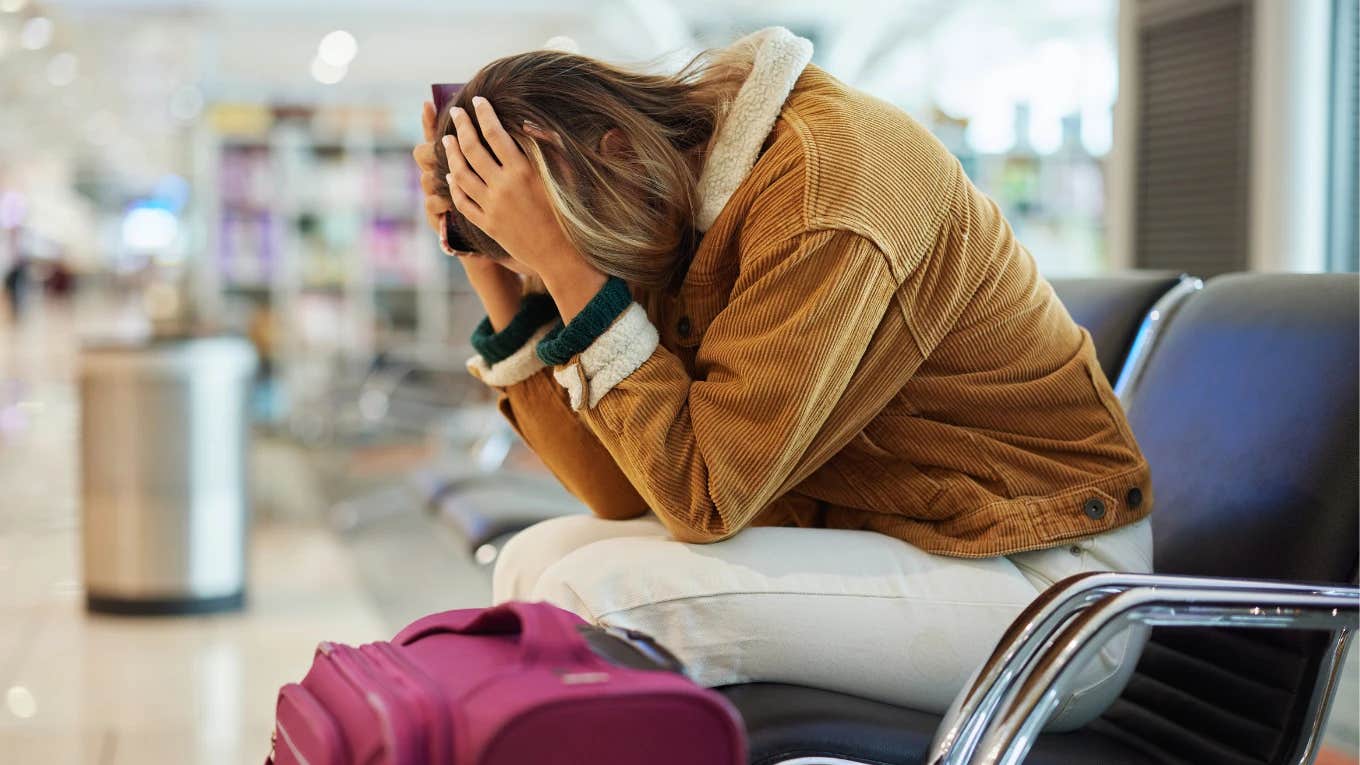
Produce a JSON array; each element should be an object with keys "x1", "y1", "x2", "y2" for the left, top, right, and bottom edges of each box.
[
  {"x1": 471, "y1": 96, "x2": 526, "y2": 170},
  {"x1": 442, "y1": 133, "x2": 488, "y2": 202},
  {"x1": 450, "y1": 105, "x2": 500, "y2": 180},
  {"x1": 419, "y1": 170, "x2": 437, "y2": 196},
  {"x1": 412, "y1": 140, "x2": 436, "y2": 171},
  {"x1": 446, "y1": 174, "x2": 485, "y2": 226},
  {"x1": 424, "y1": 194, "x2": 452, "y2": 233},
  {"x1": 424, "y1": 194, "x2": 451, "y2": 217},
  {"x1": 424, "y1": 194, "x2": 452, "y2": 227},
  {"x1": 421, "y1": 100, "x2": 436, "y2": 143}
]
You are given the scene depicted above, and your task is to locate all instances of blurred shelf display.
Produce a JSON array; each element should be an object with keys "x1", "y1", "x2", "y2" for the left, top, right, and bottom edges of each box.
[
  {"x1": 212, "y1": 129, "x2": 427, "y2": 293},
  {"x1": 194, "y1": 103, "x2": 465, "y2": 436}
]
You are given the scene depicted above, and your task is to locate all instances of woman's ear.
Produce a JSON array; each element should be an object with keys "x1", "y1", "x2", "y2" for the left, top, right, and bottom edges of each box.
[{"x1": 599, "y1": 127, "x2": 631, "y2": 160}]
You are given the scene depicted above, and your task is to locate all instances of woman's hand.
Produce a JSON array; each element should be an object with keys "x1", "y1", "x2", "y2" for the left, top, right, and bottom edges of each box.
[
  {"x1": 414, "y1": 101, "x2": 456, "y2": 237},
  {"x1": 444, "y1": 97, "x2": 607, "y2": 321},
  {"x1": 414, "y1": 100, "x2": 522, "y2": 330}
]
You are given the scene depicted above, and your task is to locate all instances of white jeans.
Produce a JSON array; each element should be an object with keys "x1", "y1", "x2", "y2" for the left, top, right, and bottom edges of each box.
[{"x1": 493, "y1": 514, "x2": 1154, "y2": 732}]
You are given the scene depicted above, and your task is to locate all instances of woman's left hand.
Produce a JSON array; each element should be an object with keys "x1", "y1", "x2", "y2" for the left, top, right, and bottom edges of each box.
[{"x1": 444, "y1": 97, "x2": 606, "y2": 319}]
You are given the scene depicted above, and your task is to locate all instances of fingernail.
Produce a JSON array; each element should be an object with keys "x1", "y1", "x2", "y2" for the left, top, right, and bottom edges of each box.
[
  {"x1": 450, "y1": 106, "x2": 464, "y2": 118},
  {"x1": 441, "y1": 135, "x2": 453, "y2": 148},
  {"x1": 472, "y1": 96, "x2": 487, "y2": 106}
]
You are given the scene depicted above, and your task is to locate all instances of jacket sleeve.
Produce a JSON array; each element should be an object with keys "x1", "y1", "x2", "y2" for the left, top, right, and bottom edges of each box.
[
  {"x1": 494, "y1": 371, "x2": 649, "y2": 520},
  {"x1": 543, "y1": 228, "x2": 903, "y2": 543},
  {"x1": 464, "y1": 296, "x2": 648, "y2": 521}
]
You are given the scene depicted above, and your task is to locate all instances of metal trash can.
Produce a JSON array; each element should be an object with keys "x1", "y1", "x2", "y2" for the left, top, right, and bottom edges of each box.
[{"x1": 79, "y1": 335, "x2": 258, "y2": 615}]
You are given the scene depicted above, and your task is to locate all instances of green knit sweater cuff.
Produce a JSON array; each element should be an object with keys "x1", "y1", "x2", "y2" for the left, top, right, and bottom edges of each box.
[
  {"x1": 470, "y1": 292, "x2": 559, "y2": 365},
  {"x1": 535, "y1": 276, "x2": 633, "y2": 366}
]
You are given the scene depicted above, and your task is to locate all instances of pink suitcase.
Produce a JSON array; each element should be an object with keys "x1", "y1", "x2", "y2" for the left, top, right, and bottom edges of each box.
[{"x1": 266, "y1": 600, "x2": 746, "y2": 764}]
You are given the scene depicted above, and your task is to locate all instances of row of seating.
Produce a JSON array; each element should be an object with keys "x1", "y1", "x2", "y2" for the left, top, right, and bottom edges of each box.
[{"x1": 434, "y1": 271, "x2": 1359, "y2": 764}]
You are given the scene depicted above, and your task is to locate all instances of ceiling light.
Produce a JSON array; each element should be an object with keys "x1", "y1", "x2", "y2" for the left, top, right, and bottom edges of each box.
[
  {"x1": 122, "y1": 206, "x2": 179, "y2": 251},
  {"x1": 5, "y1": 686, "x2": 35, "y2": 719},
  {"x1": 317, "y1": 30, "x2": 356, "y2": 67},
  {"x1": 46, "y1": 52, "x2": 77, "y2": 86},
  {"x1": 19, "y1": 16, "x2": 52, "y2": 50},
  {"x1": 310, "y1": 55, "x2": 346, "y2": 85},
  {"x1": 0, "y1": 0, "x2": 29, "y2": 13}
]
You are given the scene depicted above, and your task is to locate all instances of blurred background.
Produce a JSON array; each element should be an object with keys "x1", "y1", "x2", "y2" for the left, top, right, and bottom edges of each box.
[{"x1": 0, "y1": 0, "x2": 1355, "y2": 762}]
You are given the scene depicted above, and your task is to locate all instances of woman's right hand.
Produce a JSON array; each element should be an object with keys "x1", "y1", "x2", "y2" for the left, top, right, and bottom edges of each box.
[
  {"x1": 415, "y1": 100, "x2": 524, "y2": 331},
  {"x1": 415, "y1": 101, "x2": 455, "y2": 236}
]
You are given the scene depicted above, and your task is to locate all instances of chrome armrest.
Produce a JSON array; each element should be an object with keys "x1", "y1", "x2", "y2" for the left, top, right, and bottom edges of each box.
[
  {"x1": 1112, "y1": 274, "x2": 1202, "y2": 401},
  {"x1": 926, "y1": 572, "x2": 1353, "y2": 765},
  {"x1": 970, "y1": 581, "x2": 1359, "y2": 765}
]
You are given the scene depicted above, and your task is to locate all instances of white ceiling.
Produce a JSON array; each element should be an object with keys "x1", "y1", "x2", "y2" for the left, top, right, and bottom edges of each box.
[{"x1": 0, "y1": 0, "x2": 1114, "y2": 206}]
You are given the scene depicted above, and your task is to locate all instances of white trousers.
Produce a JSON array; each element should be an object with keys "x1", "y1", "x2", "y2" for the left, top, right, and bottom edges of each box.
[{"x1": 492, "y1": 514, "x2": 1154, "y2": 732}]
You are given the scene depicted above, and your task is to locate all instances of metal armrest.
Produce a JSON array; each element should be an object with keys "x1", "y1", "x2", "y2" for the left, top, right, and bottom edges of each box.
[
  {"x1": 970, "y1": 580, "x2": 1359, "y2": 765},
  {"x1": 1112, "y1": 274, "x2": 1202, "y2": 401},
  {"x1": 927, "y1": 572, "x2": 1353, "y2": 765}
]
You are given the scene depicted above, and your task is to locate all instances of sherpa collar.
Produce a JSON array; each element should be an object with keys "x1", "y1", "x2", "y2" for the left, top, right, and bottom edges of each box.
[{"x1": 694, "y1": 26, "x2": 814, "y2": 232}]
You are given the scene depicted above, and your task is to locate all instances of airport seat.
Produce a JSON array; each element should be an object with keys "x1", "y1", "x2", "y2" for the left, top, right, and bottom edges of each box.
[
  {"x1": 721, "y1": 273, "x2": 1360, "y2": 764},
  {"x1": 433, "y1": 271, "x2": 1197, "y2": 564}
]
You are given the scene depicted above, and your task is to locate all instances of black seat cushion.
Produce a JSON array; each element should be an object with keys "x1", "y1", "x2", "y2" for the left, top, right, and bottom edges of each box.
[
  {"x1": 1124, "y1": 273, "x2": 1359, "y2": 582},
  {"x1": 1049, "y1": 272, "x2": 1184, "y2": 383},
  {"x1": 1095, "y1": 627, "x2": 1332, "y2": 765},
  {"x1": 722, "y1": 683, "x2": 1168, "y2": 765}
]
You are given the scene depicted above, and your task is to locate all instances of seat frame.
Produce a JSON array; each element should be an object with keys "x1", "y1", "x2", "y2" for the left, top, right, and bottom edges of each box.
[
  {"x1": 1110, "y1": 275, "x2": 1202, "y2": 401},
  {"x1": 924, "y1": 573, "x2": 1358, "y2": 765}
]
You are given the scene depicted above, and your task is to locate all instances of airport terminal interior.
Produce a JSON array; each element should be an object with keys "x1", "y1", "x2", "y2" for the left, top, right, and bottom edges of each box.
[{"x1": 1, "y1": 0, "x2": 1357, "y2": 763}]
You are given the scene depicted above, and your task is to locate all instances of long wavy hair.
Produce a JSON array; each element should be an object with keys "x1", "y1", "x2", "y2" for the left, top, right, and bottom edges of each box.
[{"x1": 431, "y1": 41, "x2": 758, "y2": 294}]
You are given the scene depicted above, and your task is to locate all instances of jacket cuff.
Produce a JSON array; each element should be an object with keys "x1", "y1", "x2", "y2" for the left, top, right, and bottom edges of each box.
[
  {"x1": 551, "y1": 303, "x2": 659, "y2": 410},
  {"x1": 535, "y1": 276, "x2": 633, "y2": 366},
  {"x1": 470, "y1": 291, "x2": 560, "y2": 365},
  {"x1": 467, "y1": 323, "x2": 556, "y2": 388}
]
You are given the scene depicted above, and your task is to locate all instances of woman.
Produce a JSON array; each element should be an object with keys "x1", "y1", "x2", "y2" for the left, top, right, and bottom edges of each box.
[{"x1": 412, "y1": 26, "x2": 1153, "y2": 730}]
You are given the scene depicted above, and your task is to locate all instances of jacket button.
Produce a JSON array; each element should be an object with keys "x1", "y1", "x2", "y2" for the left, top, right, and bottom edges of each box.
[
  {"x1": 677, "y1": 316, "x2": 692, "y2": 338},
  {"x1": 1126, "y1": 487, "x2": 1143, "y2": 509},
  {"x1": 1082, "y1": 498, "x2": 1107, "y2": 520}
]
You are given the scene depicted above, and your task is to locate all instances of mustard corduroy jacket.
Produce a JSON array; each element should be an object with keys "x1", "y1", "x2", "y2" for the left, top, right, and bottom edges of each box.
[{"x1": 466, "y1": 53, "x2": 1153, "y2": 557}]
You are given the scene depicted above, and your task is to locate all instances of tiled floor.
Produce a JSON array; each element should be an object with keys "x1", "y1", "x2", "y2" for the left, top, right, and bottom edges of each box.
[
  {"x1": 0, "y1": 298, "x2": 490, "y2": 763},
  {"x1": 0, "y1": 296, "x2": 1356, "y2": 764}
]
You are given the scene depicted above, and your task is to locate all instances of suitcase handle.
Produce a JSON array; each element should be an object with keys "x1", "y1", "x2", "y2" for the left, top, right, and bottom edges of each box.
[{"x1": 394, "y1": 601, "x2": 597, "y2": 668}]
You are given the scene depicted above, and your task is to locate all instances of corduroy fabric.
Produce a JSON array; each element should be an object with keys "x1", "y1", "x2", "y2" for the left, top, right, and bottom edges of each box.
[
  {"x1": 479, "y1": 62, "x2": 1153, "y2": 557},
  {"x1": 470, "y1": 291, "x2": 559, "y2": 364}
]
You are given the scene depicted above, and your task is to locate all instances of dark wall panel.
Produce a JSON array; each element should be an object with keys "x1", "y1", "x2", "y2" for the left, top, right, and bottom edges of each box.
[{"x1": 1136, "y1": 2, "x2": 1253, "y2": 275}]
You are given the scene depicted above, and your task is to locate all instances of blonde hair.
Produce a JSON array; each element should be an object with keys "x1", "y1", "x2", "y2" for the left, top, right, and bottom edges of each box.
[{"x1": 432, "y1": 41, "x2": 758, "y2": 295}]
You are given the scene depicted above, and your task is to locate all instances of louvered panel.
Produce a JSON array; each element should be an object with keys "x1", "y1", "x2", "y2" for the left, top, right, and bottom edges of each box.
[{"x1": 1135, "y1": 2, "x2": 1252, "y2": 275}]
